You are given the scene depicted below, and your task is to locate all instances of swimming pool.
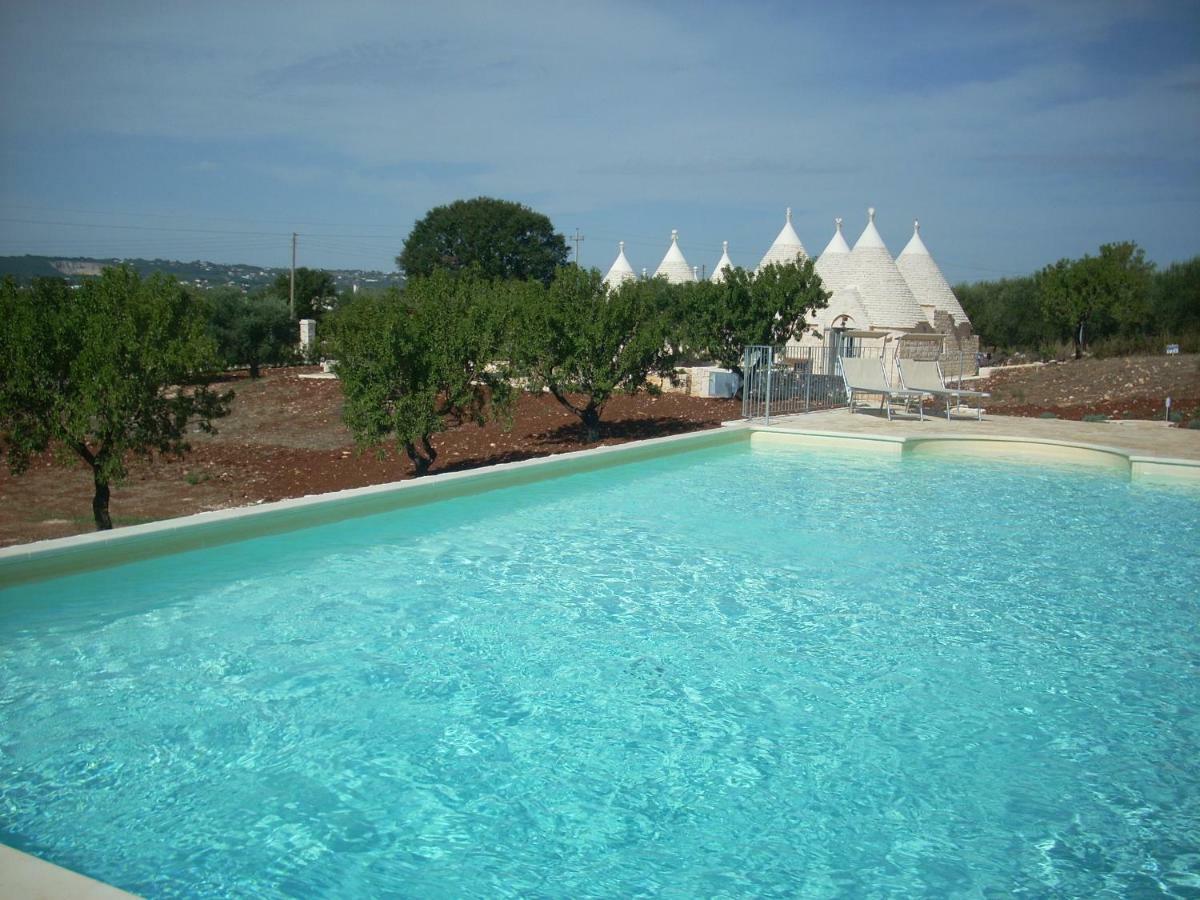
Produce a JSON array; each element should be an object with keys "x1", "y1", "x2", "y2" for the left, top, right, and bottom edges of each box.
[{"x1": 2, "y1": 441, "x2": 1198, "y2": 896}]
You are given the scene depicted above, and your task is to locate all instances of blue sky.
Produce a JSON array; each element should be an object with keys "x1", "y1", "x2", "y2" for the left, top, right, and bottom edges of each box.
[{"x1": 1, "y1": 0, "x2": 1197, "y2": 282}]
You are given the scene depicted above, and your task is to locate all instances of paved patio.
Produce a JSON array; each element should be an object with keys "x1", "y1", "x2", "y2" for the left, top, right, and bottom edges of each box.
[{"x1": 757, "y1": 408, "x2": 1200, "y2": 461}]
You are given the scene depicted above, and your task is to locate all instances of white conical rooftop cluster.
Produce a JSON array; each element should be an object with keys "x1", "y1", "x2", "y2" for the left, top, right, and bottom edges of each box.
[
  {"x1": 602, "y1": 241, "x2": 636, "y2": 289},
  {"x1": 654, "y1": 230, "x2": 695, "y2": 283},
  {"x1": 896, "y1": 220, "x2": 970, "y2": 324},
  {"x1": 846, "y1": 207, "x2": 925, "y2": 329},
  {"x1": 711, "y1": 241, "x2": 734, "y2": 283},
  {"x1": 756, "y1": 207, "x2": 808, "y2": 272}
]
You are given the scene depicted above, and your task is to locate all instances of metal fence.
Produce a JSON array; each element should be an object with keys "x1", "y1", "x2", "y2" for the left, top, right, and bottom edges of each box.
[
  {"x1": 742, "y1": 334, "x2": 979, "y2": 423},
  {"x1": 742, "y1": 342, "x2": 882, "y2": 422}
]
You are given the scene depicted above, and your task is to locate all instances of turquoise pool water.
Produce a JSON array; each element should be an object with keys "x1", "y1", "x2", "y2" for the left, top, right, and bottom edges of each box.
[{"x1": 1, "y1": 443, "x2": 1198, "y2": 897}]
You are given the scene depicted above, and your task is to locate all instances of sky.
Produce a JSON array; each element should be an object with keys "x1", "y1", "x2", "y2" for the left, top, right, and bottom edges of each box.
[{"x1": 1, "y1": 0, "x2": 1197, "y2": 283}]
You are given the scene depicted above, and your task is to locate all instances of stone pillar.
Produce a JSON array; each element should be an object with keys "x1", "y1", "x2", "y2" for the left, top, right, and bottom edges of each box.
[{"x1": 299, "y1": 319, "x2": 316, "y2": 354}]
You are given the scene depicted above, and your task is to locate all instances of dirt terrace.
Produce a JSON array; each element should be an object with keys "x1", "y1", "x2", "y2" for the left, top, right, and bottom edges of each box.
[
  {"x1": 2, "y1": 355, "x2": 1196, "y2": 547},
  {"x1": 0, "y1": 369, "x2": 739, "y2": 547},
  {"x1": 978, "y1": 354, "x2": 1199, "y2": 422}
]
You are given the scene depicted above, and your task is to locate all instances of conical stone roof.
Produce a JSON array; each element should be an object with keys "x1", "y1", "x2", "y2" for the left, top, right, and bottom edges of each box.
[
  {"x1": 757, "y1": 207, "x2": 808, "y2": 272},
  {"x1": 814, "y1": 217, "x2": 853, "y2": 291},
  {"x1": 711, "y1": 241, "x2": 734, "y2": 283},
  {"x1": 848, "y1": 207, "x2": 926, "y2": 329},
  {"x1": 654, "y1": 230, "x2": 695, "y2": 283},
  {"x1": 603, "y1": 241, "x2": 636, "y2": 289},
  {"x1": 896, "y1": 220, "x2": 970, "y2": 325}
]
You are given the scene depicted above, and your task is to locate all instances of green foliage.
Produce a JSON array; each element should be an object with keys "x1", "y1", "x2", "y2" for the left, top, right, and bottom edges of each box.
[
  {"x1": 683, "y1": 260, "x2": 829, "y2": 372},
  {"x1": 955, "y1": 275, "x2": 1055, "y2": 353},
  {"x1": 1037, "y1": 242, "x2": 1154, "y2": 359},
  {"x1": 205, "y1": 286, "x2": 295, "y2": 377},
  {"x1": 958, "y1": 245, "x2": 1200, "y2": 359},
  {"x1": 0, "y1": 268, "x2": 231, "y2": 529},
  {"x1": 1038, "y1": 412, "x2": 1059, "y2": 419},
  {"x1": 272, "y1": 267, "x2": 338, "y2": 321},
  {"x1": 330, "y1": 271, "x2": 510, "y2": 475},
  {"x1": 1081, "y1": 413, "x2": 1108, "y2": 423},
  {"x1": 398, "y1": 197, "x2": 569, "y2": 285},
  {"x1": 510, "y1": 267, "x2": 681, "y2": 442}
]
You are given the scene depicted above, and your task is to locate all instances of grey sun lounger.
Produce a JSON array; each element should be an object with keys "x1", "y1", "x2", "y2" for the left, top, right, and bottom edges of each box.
[
  {"x1": 898, "y1": 359, "x2": 990, "y2": 421},
  {"x1": 838, "y1": 355, "x2": 924, "y2": 421}
]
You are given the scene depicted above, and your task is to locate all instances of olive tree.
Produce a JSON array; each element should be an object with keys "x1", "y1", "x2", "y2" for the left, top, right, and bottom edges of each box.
[
  {"x1": 1037, "y1": 242, "x2": 1154, "y2": 359},
  {"x1": 512, "y1": 267, "x2": 680, "y2": 443},
  {"x1": 685, "y1": 259, "x2": 829, "y2": 375},
  {"x1": 331, "y1": 271, "x2": 510, "y2": 476},
  {"x1": 0, "y1": 268, "x2": 232, "y2": 530},
  {"x1": 205, "y1": 286, "x2": 295, "y2": 378}
]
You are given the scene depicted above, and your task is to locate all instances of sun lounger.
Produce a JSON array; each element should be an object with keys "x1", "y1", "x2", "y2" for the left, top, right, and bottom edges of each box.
[
  {"x1": 838, "y1": 355, "x2": 924, "y2": 421},
  {"x1": 897, "y1": 359, "x2": 989, "y2": 421}
]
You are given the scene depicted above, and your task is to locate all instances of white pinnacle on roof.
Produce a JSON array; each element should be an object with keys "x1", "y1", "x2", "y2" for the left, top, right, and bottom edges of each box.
[
  {"x1": 602, "y1": 241, "x2": 636, "y2": 289},
  {"x1": 820, "y1": 216, "x2": 851, "y2": 256},
  {"x1": 757, "y1": 207, "x2": 808, "y2": 272},
  {"x1": 711, "y1": 241, "x2": 734, "y2": 283},
  {"x1": 847, "y1": 207, "x2": 925, "y2": 329},
  {"x1": 654, "y1": 230, "x2": 695, "y2": 283},
  {"x1": 896, "y1": 220, "x2": 970, "y2": 325}
]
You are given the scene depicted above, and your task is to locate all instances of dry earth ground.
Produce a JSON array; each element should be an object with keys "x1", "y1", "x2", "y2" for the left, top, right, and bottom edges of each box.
[{"x1": 1, "y1": 354, "x2": 1196, "y2": 547}]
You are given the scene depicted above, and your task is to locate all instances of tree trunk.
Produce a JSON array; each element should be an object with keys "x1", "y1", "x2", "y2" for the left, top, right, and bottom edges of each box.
[
  {"x1": 404, "y1": 438, "x2": 437, "y2": 477},
  {"x1": 1074, "y1": 322, "x2": 1085, "y2": 360},
  {"x1": 92, "y1": 468, "x2": 113, "y2": 531},
  {"x1": 581, "y1": 405, "x2": 602, "y2": 444},
  {"x1": 249, "y1": 359, "x2": 261, "y2": 379}
]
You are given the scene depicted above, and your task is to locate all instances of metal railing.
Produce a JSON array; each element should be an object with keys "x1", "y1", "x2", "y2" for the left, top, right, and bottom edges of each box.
[{"x1": 742, "y1": 343, "x2": 885, "y2": 423}]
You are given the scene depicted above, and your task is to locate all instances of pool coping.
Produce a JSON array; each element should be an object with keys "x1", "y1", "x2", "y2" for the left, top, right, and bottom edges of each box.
[
  {"x1": 0, "y1": 424, "x2": 749, "y2": 589},
  {"x1": 0, "y1": 844, "x2": 139, "y2": 899},
  {"x1": 747, "y1": 424, "x2": 1200, "y2": 482}
]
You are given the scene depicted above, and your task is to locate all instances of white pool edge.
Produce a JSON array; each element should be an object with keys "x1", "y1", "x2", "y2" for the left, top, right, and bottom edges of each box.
[
  {"x1": 0, "y1": 844, "x2": 139, "y2": 899},
  {"x1": 0, "y1": 425, "x2": 749, "y2": 589}
]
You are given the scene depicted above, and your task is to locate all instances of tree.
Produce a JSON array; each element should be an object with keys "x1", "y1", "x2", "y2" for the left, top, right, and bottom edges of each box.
[
  {"x1": 331, "y1": 271, "x2": 510, "y2": 476},
  {"x1": 0, "y1": 268, "x2": 232, "y2": 530},
  {"x1": 398, "y1": 197, "x2": 569, "y2": 284},
  {"x1": 272, "y1": 267, "x2": 338, "y2": 321},
  {"x1": 685, "y1": 260, "x2": 829, "y2": 374},
  {"x1": 1037, "y1": 242, "x2": 1154, "y2": 359},
  {"x1": 205, "y1": 287, "x2": 295, "y2": 378},
  {"x1": 512, "y1": 267, "x2": 679, "y2": 443},
  {"x1": 956, "y1": 275, "x2": 1055, "y2": 354},
  {"x1": 1151, "y1": 256, "x2": 1200, "y2": 339}
]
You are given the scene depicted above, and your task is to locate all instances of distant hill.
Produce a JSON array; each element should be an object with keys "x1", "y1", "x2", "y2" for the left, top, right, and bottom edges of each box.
[{"x1": 0, "y1": 254, "x2": 405, "y2": 292}]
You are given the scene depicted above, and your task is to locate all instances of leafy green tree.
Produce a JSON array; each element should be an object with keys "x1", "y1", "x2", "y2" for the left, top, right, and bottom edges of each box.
[
  {"x1": 956, "y1": 275, "x2": 1055, "y2": 354},
  {"x1": 1151, "y1": 256, "x2": 1200, "y2": 338},
  {"x1": 512, "y1": 267, "x2": 679, "y2": 443},
  {"x1": 1037, "y1": 242, "x2": 1154, "y2": 359},
  {"x1": 272, "y1": 267, "x2": 338, "y2": 321},
  {"x1": 685, "y1": 260, "x2": 829, "y2": 374},
  {"x1": 0, "y1": 268, "x2": 231, "y2": 530},
  {"x1": 398, "y1": 197, "x2": 569, "y2": 284},
  {"x1": 331, "y1": 271, "x2": 510, "y2": 476},
  {"x1": 205, "y1": 287, "x2": 295, "y2": 378}
]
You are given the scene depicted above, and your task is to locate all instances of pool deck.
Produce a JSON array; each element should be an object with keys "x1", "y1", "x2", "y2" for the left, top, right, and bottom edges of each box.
[{"x1": 753, "y1": 409, "x2": 1200, "y2": 461}]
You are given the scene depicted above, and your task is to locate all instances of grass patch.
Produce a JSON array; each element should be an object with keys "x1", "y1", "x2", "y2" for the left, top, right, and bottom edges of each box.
[
  {"x1": 185, "y1": 470, "x2": 211, "y2": 486},
  {"x1": 1082, "y1": 413, "x2": 1108, "y2": 423},
  {"x1": 1038, "y1": 412, "x2": 1058, "y2": 419}
]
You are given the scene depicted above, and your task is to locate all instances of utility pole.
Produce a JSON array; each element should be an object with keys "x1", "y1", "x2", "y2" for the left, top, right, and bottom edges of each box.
[
  {"x1": 570, "y1": 228, "x2": 584, "y2": 265},
  {"x1": 290, "y1": 232, "x2": 297, "y2": 319}
]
